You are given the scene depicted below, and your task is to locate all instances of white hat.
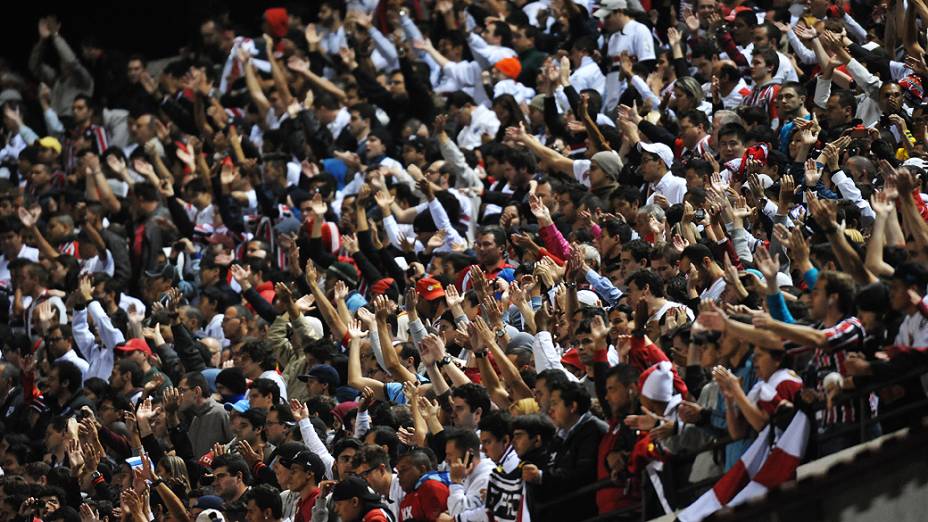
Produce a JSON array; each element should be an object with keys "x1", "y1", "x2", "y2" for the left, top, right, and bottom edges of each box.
[
  {"x1": 594, "y1": 0, "x2": 628, "y2": 19},
  {"x1": 577, "y1": 289, "x2": 601, "y2": 308},
  {"x1": 196, "y1": 509, "x2": 226, "y2": 522},
  {"x1": 638, "y1": 142, "x2": 674, "y2": 169},
  {"x1": 639, "y1": 361, "x2": 674, "y2": 402}
]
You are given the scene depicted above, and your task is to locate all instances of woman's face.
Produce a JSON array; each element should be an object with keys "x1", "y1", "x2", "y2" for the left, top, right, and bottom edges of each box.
[
  {"x1": 493, "y1": 103, "x2": 510, "y2": 124},
  {"x1": 788, "y1": 131, "x2": 803, "y2": 160}
]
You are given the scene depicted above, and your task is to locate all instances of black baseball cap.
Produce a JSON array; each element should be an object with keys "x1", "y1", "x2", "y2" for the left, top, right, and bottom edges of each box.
[
  {"x1": 331, "y1": 476, "x2": 381, "y2": 502},
  {"x1": 283, "y1": 450, "x2": 325, "y2": 479}
]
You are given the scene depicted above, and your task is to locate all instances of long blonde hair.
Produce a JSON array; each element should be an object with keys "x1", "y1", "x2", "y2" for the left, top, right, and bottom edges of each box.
[{"x1": 158, "y1": 455, "x2": 191, "y2": 493}]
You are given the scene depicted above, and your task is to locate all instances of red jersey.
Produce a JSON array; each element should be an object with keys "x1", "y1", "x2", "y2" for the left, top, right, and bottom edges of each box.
[{"x1": 398, "y1": 479, "x2": 449, "y2": 521}]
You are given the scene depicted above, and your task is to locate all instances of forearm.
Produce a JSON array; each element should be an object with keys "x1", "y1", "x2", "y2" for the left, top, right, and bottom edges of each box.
[
  {"x1": 309, "y1": 281, "x2": 347, "y2": 339},
  {"x1": 725, "y1": 318, "x2": 785, "y2": 349},
  {"x1": 487, "y1": 339, "x2": 533, "y2": 400}
]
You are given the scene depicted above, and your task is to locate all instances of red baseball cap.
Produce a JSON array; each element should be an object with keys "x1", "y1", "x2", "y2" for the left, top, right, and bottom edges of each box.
[
  {"x1": 115, "y1": 338, "x2": 153, "y2": 358},
  {"x1": 416, "y1": 277, "x2": 445, "y2": 302},
  {"x1": 724, "y1": 6, "x2": 754, "y2": 22}
]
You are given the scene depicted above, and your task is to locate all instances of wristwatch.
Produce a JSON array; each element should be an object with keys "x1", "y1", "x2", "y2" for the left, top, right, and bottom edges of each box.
[
  {"x1": 474, "y1": 350, "x2": 489, "y2": 359},
  {"x1": 495, "y1": 327, "x2": 506, "y2": 338},
  {"x1": 437, "y1": 355, "x2": 453, "y2": 368}
]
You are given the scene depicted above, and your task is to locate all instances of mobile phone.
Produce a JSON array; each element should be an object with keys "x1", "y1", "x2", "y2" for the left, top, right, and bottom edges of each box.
[
  {"x1": 694, "y1": 209, "x2": 706, "y2": 222},
  {"x1": 463, "y1": 450, "x2": 474, "y2": 468},
  {"x1": 849, "y1": 125, "x2": 869, "y2": 139}
]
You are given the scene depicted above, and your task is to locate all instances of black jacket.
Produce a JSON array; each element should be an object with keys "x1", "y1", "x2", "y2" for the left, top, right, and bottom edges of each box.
[{"x1": 528, "y1": 413, "x2": 607, "y2": 522}]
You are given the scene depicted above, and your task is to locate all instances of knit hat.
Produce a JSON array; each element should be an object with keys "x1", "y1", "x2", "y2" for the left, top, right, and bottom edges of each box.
[
  {"x1": 263, "y1": 8, "x2": 290, "y2": 38},
  {"x1": 639, "y1": 361, "x2": 674, "y2": 402},
  {"x1": 215, "y1": 368, "x2": 248, "y2": 396},
  {"x1": 495, "y1": 57, "x2": 522, "y2": 80},
  {"x1": 591, "y1": 151, "x2": 622, "y2": 180},
  {"x1": 327, "y1": 262, "x2": 359, "y2": 287}
]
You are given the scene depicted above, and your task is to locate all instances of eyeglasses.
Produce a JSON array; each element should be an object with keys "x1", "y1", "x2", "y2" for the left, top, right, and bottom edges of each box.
[{"x1": 45, "y1": 336, "x2": 64, "y2": 343}]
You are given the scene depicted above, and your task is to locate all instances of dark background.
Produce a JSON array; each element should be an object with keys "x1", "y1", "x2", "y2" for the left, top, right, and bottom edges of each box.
[{"x1": 2, "y1": 1, "x2": 321, "y2": 71}]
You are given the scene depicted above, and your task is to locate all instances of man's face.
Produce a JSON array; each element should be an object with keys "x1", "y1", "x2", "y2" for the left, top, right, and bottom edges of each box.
[
  {"x1": 534, "y1": 181, "x2": 556, "y2": 212},
  {"x1": 511, "y1": 429, "x2": 536, "y2": 458},
  {"x1": 475, "y1": 233, "x2": 502, "y2": 268},
  {"x1": 0, "y1": 230, "x2": 21, "y2": 258},
  {"x1": 732, "y1": 18, "x2": 753, "y2": 44},
  {"x1": 888, "y1": 279, "x2": 914, "y2": 312},
  {"x1": 222, "y1": 307, "x2": 243, "y2": 340},
  {"x1": 29, "y1": 164, "x2": 51, "y2": 187},
  {"x1": 388, "y1": 73, "x2": 407, "y2": 97},
  {"x1": 178, "y1": 378, "x2": 198, "y2": 410},
  {"x1": 608, "y1": 309, "x2": 631, "y2": 338},
  {"x1": 532, "y1": 379, "x2": 551, "y2": 412},
  {"x1": 679, "y1": 117, "x2": 703, "y2": 149},
  {"x1": 452, "y1": 397, "x2": 478, "y2": 429},
  {"x1": 0, "y1": 454, "x2": 21, "y2": 476},
  {"x1": 511, "y1": 26, "x2": 532, "y2": 52},
  {"x1": 750, "y1": 55, "x2": 769, "y2": 83},
  {"x1": 348, "y1": 111, "x2": 368, "y2": 137},
  {"x1": 110, "y1": 366, "x2": 126, "y2": 391},
  {"x1": 287, "y1": 464, "x2": 311, "y2": 491},
  {"x1": 777, "y1": 87, "x2": 804, "y2": 115},
  {"x1": 335, "y1": 447, "x2": 357, "y2": 479},
  {"x1": 44, "y1": 425, "x2": 64, "y2": 452},
  {"x1": 127, "y1": 59, "x2": 144, "y2": 84},
  {"x1": 810, "y1": 278, "x2": 830, "y2": 321},
  {"x1": 547, "y1": 389, "x2": 575, "y2": 429},
  {"x1": 213, "y1": 466, "x2": 239, "y2": 500},
  {"x1": 825, "y1": 95, "x2": 849, "y2": 127},
  {"x1": 752, "y1": 26, "x2": 771, "y2": 50},
  {"x1": 651, "y1": 257, "x2": 675, "y2": 282},
  {"x1": 272, "y1": 459, "x2": 291, "y2": 490},
  {"x1": 245, "y1": 500, "x2": 266, "y2": 522},
  {"x1": 697, "y1": 0, "x2": 717, "y2": 24},
  {"x1": 479, "y1": 432, "x2": 508, "y2": 464},
  {"x1": 201, "y1": 21, "x2": 219, "y2": 47},
  {"x1": 880, "y1": 83, "x2": 903, "y2": 113},
  {"x1": 72, "y1": 99, "x2": 91, "y2": 124},
  {"x1": 619, "y1": 249, "x2": 643, "y2": 281},
  {"x1": 232, "y1": 416, "x2": 260, "y2": 444},
  {"x1": 717, "y1": 133, "x2": 744, "y2": 162},
  {"x1": 396, "y1": 457, "x2": 424, "y2": 493},
  {"x1": 638, "y1": 153, "x2": 664, "y2": 182},
  {"x1": 334, "y1": 499, "x2": 361, "y2": 521},
  {"x1": 366, "y1": 135, "x2": 385, "y2": 159},
  {"x1": 605, "y1": 374, "x2": 632, "y2": 415},
  {"x1": 265, "y1": 410, "x2": 288, "y2": 445}
]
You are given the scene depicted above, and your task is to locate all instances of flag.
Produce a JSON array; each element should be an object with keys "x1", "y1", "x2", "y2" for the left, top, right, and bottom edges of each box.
[{"x1": 677, "y1": 409, "x2": 811, "y2": 522}]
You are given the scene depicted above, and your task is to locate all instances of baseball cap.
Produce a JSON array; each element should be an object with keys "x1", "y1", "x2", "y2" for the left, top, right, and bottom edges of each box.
[
  {"x1": 327, "y1": 262, "x2": 359, "y2": 288},
  {"x1": 38, "y1": 136, "x2": 62, "y2": 154},
  {"x1": 195, "y1": 496, "x2": 224, "y2": 511},
  {"x1": 416, "y1": 277, "x2": 445, "y2": 301},
  {"x1": 195, "y1": 509, "x2": 226, "y2": 522},
  {"x1": 115, "y1": 338, "x2": 153, "y2": 358},
  {"x1": 638, "y1": 142, "x2": 674, "y2": 168},
  {"x1": 594, "y1": 0, "x2": 628, "y2": 19},
  {"x1": 591, "y1": 151, "x2": 622, "y2": 180},
  {"x1": 332, "y1": 476, "x2": 382, "y2": 502},
  {"x1": 224, "y1": 398, "x2": 251, "y2": 413},
  {"x1": 144, "y1": 263, "x2": 175, "y2": 280},
  {"x1": 724, "y1": 5, "x2": 754, "y2": 22},
  {"x1": 298, "y1": 364, "x2": 340, "y2": 390},
  {"x1": 284, "y1": 450, "x2": 325, "y2": 479}
]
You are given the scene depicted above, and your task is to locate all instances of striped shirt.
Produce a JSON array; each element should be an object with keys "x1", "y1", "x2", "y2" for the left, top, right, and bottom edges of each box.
[
  {"x1": 804, "y1": 317, "x2": 865, "y2": 428},
  {"x1": 744, "y1": 81, "x2": 782, "y2": 128}
]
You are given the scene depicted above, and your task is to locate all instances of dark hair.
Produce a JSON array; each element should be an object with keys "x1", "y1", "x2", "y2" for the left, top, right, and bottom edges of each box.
[
  {"x1": 244, "y1": 484, "x2": 282, "y2": 518},
  {"x1": 444, "y1": 427, "x2": 481, "y2": 456},
  {"x1": 757, "y1": 48, "x2": 780, "y2": 75},
  {"x1": 622, "y1": 239, "x2": 652, "y2": 263},
  {"x1": 550, "y1": 380, "x2": 591, "y2": 414},
  {"x1": 830, "y1": 90, "x2": 858, "y2": 117},
  {"x1": 489, "y1": 21, "x2": 513, "y2": 48},
  {"x1": 117, "y1": 359, "x2": 144, "y2": 387},
  {"x1": 680, "y1": 110, "x2": 710, "y2": 131},
  {"x1": 54, "y1": 361, "x2": 83, "y2": 394},
  {"x1": 476, "y1": 225, "x2": 507, "y2": 249},
  {"x1": 352, "y1": 443, "x2": 391, "y2": 470},
  {"x1": 681, "y1": 243, "x2": 714, "y2": 267},
  {"x1": 182, "y1": 371, "x2": 211, "y2": 398},
  {"x1": 502, "y1": 147, "x2": 537, "y2": 173},
  {"x1": 605, "y1": 363, "x2": 639, "y2": 386},
  {"x1": 511, "y1": 414, "x2": 556, "y2": 445},
  {"x1": 626, "y1": 269, "x2": 665, "y2": 297},
  {"x1": 365, "y1": 426, "x2": 400, "y2": 467},
  {"x1": 334, "y1": 437, "x2": 362, "y2": 458},
  {"x1": 241, "y1": 340, "x2": 276, "y2": 371},
  {"x1": 477, "y1": 410, "x2": 512, "y2": 441},
  {"x1": 819, "y1": 270, "x2": 858, "y2": 315},
  {"x1": 210, "y1": 455, "x2": 252, "y2": 484},
  {"x1": 446, "y1": 91, "x2": 476, "y2": 109},
  {"x1": 717, "y1": 122, "x2": 747, "y2": 144},
  {"x1": 307, "y1": 395, "x2": 337, "y2": 428},
  {"x1": 451, "y1": 383, "x2": 491, "y2": 417},
  {"x1": 718, "y1": 63, "x2": 741, "y2": 83},
  {"x1": 250, "y1": 378, "x2": 281, "y2": 403},
  {"x1": 611, "y1": 185, "x2": 641, "y2": 205}
]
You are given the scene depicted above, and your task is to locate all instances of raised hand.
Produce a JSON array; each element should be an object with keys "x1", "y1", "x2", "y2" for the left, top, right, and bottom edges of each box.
[
  {"x1": 334, "y1": 280, "x2": 350, "y2": 301},
  {"x1": 230, "y1": 263, "x2": 253, "y2": 289},
  {"x1": 358, "y1": 386, "x2": 375, "y2": 411},
  {"x1": 444, "y1": 284, "x2": 464, "y2": 309},
  {"x1": 347, "y1": 318, "x2": 369, "y2": 338},
  {"x1": 753, "y1": 243, "x2": 780, "y2": 282},
  {"x1": 289, "y1": 398, "x2": 309, "y2": 421}
]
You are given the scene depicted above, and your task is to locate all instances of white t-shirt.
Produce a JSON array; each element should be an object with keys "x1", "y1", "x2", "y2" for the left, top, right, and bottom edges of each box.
[{"x1": 0, "y1": 244, "x2": 39, "y2": 290}]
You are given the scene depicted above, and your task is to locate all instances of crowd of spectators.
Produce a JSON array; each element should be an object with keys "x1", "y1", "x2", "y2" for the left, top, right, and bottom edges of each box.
[{"x1": 2, "y1": 0, "x2": 928, "y2": 521}]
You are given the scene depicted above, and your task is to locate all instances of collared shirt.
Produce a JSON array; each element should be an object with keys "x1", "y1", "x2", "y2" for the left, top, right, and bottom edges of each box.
[
  {"x1": 0, "y1": 244, "x2": 39, "y2": 289},
  {"x1": 647, "y1": 171, "x2": 688, "y2": 206}
]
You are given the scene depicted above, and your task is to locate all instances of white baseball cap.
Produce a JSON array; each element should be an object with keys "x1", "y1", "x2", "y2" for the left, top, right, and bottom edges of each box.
[{"x1": 638, "y1": 142, "x2": 674, "y2": 169}]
